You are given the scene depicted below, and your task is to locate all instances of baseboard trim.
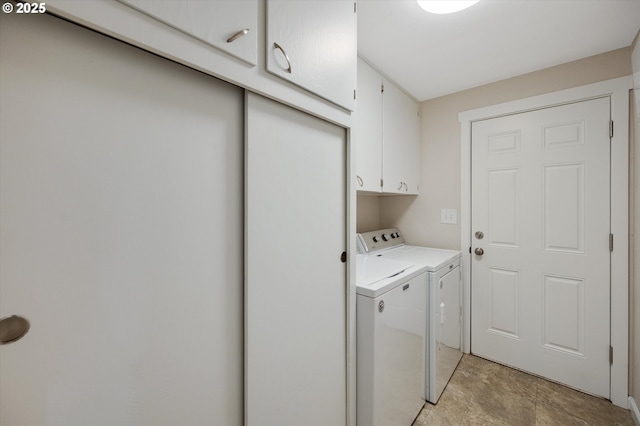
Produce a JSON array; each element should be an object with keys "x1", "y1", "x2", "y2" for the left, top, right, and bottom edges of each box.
[{"x1": 629, "y1": 396, "x2": 640, "y2": 426}]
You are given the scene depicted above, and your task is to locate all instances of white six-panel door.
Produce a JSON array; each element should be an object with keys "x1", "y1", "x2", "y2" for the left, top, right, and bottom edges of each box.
[{"x1": 471, "y1": 97, "x2": 611, "y2": 397}]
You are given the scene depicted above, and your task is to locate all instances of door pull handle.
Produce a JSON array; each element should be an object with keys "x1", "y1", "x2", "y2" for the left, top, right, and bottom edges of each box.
[
  {"x1": 273, "y1": 42, "x2": 292, "y2": 74},
  {"x1": 0, "y1": 315, "x2": 30, "y2": 345}
]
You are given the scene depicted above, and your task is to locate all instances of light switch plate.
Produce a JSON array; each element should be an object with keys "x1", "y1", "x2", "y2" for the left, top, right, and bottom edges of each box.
[{"x1": 441, "y1": 208, "x2": 457, "y2": 224}]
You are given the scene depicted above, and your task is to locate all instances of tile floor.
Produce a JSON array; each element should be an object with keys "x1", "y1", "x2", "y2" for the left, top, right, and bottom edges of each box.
[{"x1": 412, "y1": 354, "x2": 633, "y2": 426}]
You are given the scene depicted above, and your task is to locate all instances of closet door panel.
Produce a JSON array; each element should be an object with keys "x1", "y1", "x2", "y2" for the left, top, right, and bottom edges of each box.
[
  {"x1": 0, "y1": 12, "x2": 243, "y2": 426},
  {"x1": 246, "y1": 92, "x2": 348, "y2": 426}
]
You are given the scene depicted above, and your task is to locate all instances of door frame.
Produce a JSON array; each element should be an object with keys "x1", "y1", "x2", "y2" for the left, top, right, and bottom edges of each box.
[{"x1": 459, "y1": 76, "x2": 632, "y2": 408}]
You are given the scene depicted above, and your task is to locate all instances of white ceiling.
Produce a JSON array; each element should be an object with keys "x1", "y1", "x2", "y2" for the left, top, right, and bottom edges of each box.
[{"x1": 357, "y1": 0, "x2": 640, "y2": 101}]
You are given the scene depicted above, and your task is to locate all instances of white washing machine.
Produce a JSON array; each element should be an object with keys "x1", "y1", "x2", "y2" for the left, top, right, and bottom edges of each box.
[
  {"x1": 357, "y1": 228, "x2": 462, "y2": 405},
  {"x1": 355, "y1": 253, "x2": 427, "y2": 425}
]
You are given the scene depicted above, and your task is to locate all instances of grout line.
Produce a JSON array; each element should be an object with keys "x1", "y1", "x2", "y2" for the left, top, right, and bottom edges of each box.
[{"x1": 533, "y1": 376, "x2": 540, "y2": 425}]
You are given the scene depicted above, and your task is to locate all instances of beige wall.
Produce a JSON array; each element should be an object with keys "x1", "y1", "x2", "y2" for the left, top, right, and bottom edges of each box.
[
  {"x1": 376, "y1": 47, "x2": 632, "y2": 249},
  {"x1": 631, "y1": 30, "x2": 640, "y2": 404},
  {"x1": 356, "y1": 194, "x2": 381, "y2": 233}
]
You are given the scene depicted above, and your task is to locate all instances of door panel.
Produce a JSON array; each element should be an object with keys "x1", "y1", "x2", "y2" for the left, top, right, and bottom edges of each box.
[
  {"x1": 0, "y1": 12, "x2": 243, "y2": 425},
  {"x1": 487, "y1": 268, "x2": 519, "y2": 338},
  {"x1": 438, "y1": 267, "x2": 461, "y2": 350},
  {"x1": 471, "y1": 98, "x2": 610, "y2": 398},
  {"x1": 245, "y1": 93, "x2": 347, "y2": 426},
  {"x1": 433, "y1": 266, "x2": 462, "y2": 402},
  {"x1": 543, "y1": 163, "x2": 584, "y2": 252},
  {"x1": 487, "y1": 168, "x2": 519, "y2": 247}
]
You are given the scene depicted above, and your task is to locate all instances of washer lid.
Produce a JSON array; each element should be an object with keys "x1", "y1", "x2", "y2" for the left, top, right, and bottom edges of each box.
[
  {"x1": 377, "y1": 245, "x2": 461, "y2": 272},
  {"x1": 356, "y1": 254, "x2": 413, "y2": 287}
]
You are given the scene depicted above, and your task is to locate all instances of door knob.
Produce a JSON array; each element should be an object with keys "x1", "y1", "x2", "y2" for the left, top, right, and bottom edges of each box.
[
  {"x1": 0, "y1": 315, "x2": 30, "y2": 345},
  {"x1": 474, "y1": 247, "x2": 484, "y2": 256}
]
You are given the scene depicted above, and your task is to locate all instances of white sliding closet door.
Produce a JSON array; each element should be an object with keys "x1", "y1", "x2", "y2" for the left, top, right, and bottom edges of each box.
[
  {"x1": 245, "y1": 93, "x2": 348, "y2": 426},
  {"x1": 1, "y1": 11, "x2": 243, "y2": 425}
]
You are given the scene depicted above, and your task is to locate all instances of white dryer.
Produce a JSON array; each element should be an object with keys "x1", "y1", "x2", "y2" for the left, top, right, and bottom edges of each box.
[{"x1": 357, "y1": 228, "x2": 462, "y2": 405}]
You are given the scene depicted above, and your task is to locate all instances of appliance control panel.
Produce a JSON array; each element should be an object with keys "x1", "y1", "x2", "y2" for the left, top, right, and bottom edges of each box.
[{"x1": 356, "y1": 227, "x2": 405, "y2": 254}]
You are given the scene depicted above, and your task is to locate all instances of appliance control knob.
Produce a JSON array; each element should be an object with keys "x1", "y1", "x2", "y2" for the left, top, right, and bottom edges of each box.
[
  {"x1": 372, "y1": 235, "x2": 379, "y2": 243},
  {"x1": 382, "y1": 234, "x2": 389, "y2": 241},
  {"x1": 395, "y1": 232, "x2": 401, "y2": 238},
  {"x1": 390, "y1": 233, "x2": 396, "y2": 239}
]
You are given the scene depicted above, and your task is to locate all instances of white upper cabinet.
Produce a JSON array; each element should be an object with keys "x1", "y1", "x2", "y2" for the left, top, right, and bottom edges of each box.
[
  {"x1": 118, "y1": 0, "x2": 258, "y2": 65},
  {"x1": 355, "y1": 58, "x2": 383, "y2": 192},
  {"x1": 47, "y1": 0, "x2": 354, "y2": 125},
  {"x1": 354, "y1": 58, "x2": 420, "y2": 195},
  {"x1": 382, "y1": 78, "x2": 420, "y2": 195},
  {"x1": 266, "y1": 0, "x2": 357, "y2": 110}
]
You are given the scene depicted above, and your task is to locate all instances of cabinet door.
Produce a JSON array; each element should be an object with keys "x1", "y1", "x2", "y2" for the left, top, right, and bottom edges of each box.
[
  {"x1": 246, "y1": 93, "x2": 348, "y2": 426},
  {"x1": 382, "y1": 79, "x2": 420, "y2": 194},
  {"x1": 118, "y1": 0, "x2": 258, "y2": 65},
  {"x1": 266, "y1": 0, "x2": 356, "y2": 110},
  {"x1": 355, "y1": 58, "x2": 383, "y2": 193}
]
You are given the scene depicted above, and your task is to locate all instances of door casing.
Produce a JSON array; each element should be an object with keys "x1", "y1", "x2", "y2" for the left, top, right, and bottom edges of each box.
[{"x1": 459, "y1": 76, "x2": 631, "y2": 408}]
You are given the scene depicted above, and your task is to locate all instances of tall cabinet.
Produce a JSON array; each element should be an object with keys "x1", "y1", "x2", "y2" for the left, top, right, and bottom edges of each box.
[
  {"x1": 355, "y1": 57, "x2": 420, "y2": 195},
  {"x1": 382, "y1": 78, "x2": 421, "y2": 194},
  {"x1": 354, "y1": 57, "x2": 383, "y2": 192}
]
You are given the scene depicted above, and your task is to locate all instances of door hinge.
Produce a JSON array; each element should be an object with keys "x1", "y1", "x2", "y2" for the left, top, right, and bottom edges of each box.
[
  {"x1": 610, "y1": 346, "x2": 613, "y2": 364},
  {"x1": 354, "y1": 89, "x2": 356, "y2": 100},
  {"x1": 469, "y1": 246, "x2": 472, "y2": 254},
  {"x1": 381, "y1": 83, "x2": 384, "y2": 93},
  {"x1": 610, "y1": 120, "x2": 614, "y2": 138},
  {"x1": 380, "y1": 178, "x2": 383, "y2": 188},
  {"x1": 609, "y1": 233, "x2": 614, "y2": 252},
  {"x1": 354, "y1": 2, "x2": 357, "y2": 13}
]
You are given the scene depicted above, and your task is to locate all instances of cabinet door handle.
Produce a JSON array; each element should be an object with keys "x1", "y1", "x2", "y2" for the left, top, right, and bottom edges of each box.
[
  {"x1": 273, "y1": 42, "x2": 292, "y2": 74},
  {"x1": 356, "y1": 175, "x2": 364, "y2": 187},
  {"x1": 397, "y1": 181, "x2": 408, "y2": 191},
  {"x1": 227, "y1": 29, "x2": 250, "y2": 43}
]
